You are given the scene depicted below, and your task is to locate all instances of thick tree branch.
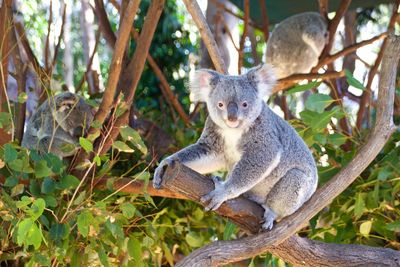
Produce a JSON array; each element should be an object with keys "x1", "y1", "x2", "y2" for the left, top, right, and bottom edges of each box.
[
  {"x1": 89, "y1": 0, "x2": 140, "y2": 132},
  {"x1": 99, "y1": 0, "x2": 165, "y2": 154},
  {"x1": 173, "y1": 34, "x2": 400, "y2": 267},
  {"x1": 182, "y1": 0, "x2": 227, "y2": 74}
]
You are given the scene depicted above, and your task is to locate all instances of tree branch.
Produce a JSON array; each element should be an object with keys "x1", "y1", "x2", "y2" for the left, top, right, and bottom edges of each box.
[
  {"x1": 319, "y1": 0, "x2": 351, "y2": 59},
  {"x1": 273, "y1": 71, "x2": 345, "y2": 93},
  {"x1": 356, "y1": 1, "x2": 399, "y2": 129},
  {"x1": 173, "y1": 34, "x2": 400, "y2": 267},
  {"x1": 99, "y1": 0, "x2": 166, "y2": 154},
  {"x1": 182, "y1": 0, "x2": 227, "y2": 74}
]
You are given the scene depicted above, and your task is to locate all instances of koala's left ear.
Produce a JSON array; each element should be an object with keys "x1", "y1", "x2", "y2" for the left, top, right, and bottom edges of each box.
[
  {"x1": 189, "y1": 69, "x2": 220, "y2": 102},
  {"x1": 247, "y1": 64, "x2": 276, "y2": 97}
]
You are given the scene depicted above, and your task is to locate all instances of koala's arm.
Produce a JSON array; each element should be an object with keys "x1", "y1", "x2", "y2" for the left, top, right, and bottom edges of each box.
[
  {"x1": 201, "y1": 141, "x2": 282, "y2": 211},
  {"x1": 153, "y1": 118, "x2": 225, "y2": 188}
]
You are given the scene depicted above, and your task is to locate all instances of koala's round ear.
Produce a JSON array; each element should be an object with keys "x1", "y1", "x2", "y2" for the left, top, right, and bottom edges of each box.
[
  {"x1": 247, "y1": 64, "x2": 276, "y2": 97},
  {"x1": 189, "y1": 69, "x2": 220, "y2": 102}
]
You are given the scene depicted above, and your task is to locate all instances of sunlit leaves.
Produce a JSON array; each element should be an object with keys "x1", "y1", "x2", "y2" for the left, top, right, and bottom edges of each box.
[
  {"x1": 345, "y1": 69, "x2": 366, "y2": 90},
  {"x1": 119, "y1": 126, "x2": 148, "y2": 154},
  {"x1": 305, "y1": 94, "x2": 334, "y2": 113},
  {"x1": 79, "y1": 137, "x2": 93, "y2": 153},
  {"x1": 77, "y1": 211, "x2": 94, "y2": 237},
  {"x1": 284, "y1": 81, "x2": 321, "y2": 95}
]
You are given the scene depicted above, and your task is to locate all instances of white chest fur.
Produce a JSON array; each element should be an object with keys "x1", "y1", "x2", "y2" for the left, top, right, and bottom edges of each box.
[{"x1": 219, "y1": 128, "x2": 244, "y2": 168}]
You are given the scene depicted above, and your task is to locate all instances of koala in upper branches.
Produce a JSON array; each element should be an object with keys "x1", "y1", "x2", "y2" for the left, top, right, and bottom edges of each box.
[
  {"x1": 153, "y1": 64, "x2": 318, "y2": 230},
  {"x1": 22, "y1": 92, "x2": 94, "y2": 158},
  {"x1": 266, "y1": 12, "x2": 328, "y2": 79}
]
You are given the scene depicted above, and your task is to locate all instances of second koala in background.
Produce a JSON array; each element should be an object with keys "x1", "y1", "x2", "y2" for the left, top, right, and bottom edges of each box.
[
  {"x1": 153, "y1": 64, "x2": 318, "y2": 230},
  {"x1": 22, "y1": 92, "x2": 94, "y2": 158},
  {"x1": 266, "y1": 12, "x2": 328, "y2": 79}
]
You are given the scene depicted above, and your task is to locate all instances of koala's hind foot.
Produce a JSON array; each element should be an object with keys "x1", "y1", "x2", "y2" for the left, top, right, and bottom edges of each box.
[
  {"x1": 261, "y1": 205, "x2": 277, "y2": 230},
  {"x1": 264, "y1": 168, "x2": 317, "y2": 228}
]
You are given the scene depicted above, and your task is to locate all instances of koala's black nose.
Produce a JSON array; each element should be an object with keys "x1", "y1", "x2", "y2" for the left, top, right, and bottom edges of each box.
[
  {"x1": 72, "y1": 126, "x2": 84, "y2": 138},
  {"x1": 227, "y1": 102, "x2": 238, "y2": 121}
]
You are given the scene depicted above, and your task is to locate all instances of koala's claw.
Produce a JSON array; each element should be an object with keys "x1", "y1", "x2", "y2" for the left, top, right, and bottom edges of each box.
[
  {"x1": 153, "y1": 157, "x2": 173, "y2": 189},
  {"x1": 261, "y1": 206, "x2": 277, "y2": 230},
  {"x1": 201, "y1": 189, "x2": 226, "y2": 211}
]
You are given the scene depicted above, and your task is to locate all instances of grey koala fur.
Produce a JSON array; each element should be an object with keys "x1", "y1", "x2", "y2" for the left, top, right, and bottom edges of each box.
[
  {"x1": 153, "y1": 64, "x2": 318, "y2": 230},
  {"x1": 22, "y1": 92, "x2": 94, "y2": 158},
  {"x1": 266, "y1": 12, "x2": 328, "y2": 79}
]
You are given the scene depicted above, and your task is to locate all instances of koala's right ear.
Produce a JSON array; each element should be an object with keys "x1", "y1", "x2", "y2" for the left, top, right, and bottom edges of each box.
[{"x1": 189, "y1": 69, "x2": 220, "y2": 102}]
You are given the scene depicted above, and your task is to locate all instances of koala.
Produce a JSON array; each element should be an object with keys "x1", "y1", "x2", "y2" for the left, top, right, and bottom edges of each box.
[
  {"x1": 22, "y1": 92, "x2": 94, "y2": 158},
  {"x1": 266, "y1": 12, "x2": 328, "y2": 79},
  {"x1": 153, "y1": 64, "x2": 318, "y2": 230}
]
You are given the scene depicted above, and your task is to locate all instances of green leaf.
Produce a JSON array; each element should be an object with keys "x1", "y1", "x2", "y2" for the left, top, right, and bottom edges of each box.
[
  {"x1": 377, "y1": 168, "x2": 391, "y2": 181},
  {"x1": 17, "y1": 218, "x2": 42, "y2": 249},
  {"x1": 345, "y1": 69, "x2": 366, "y2": 90},
  {"x1": 162, "y1": 242, "x2": 174, "y2": 266},
  {"x1": 77, "y1": 211, "x2": 94, "y2": 237},
  {"x1": 93, "y1": 155, "x2": 101, "y2": 166},
  {"x1": 120, "y1": 203, "x2": 136, "y2": 219},
  {"x1": 49, "y1": 223, "x2": 69, "y2": 241},
  {"x1": 354, "y1": 193, "x2": 366, "y2": 219},
  {"x1": 128, "y1": 236, "x2": 142, "y2": 263},
  {"x1": 17, "y1": 92, "x2": 28, "y2": 103},
  {"x1": 112, "y1": 141, "x2": 134, "y2": 153},
  {"x1": 35, "y1": 160, "x2": 53, "y2": 178},
  {"x1": 359, "y1": 220, "x2": 372, "y2": 236},
  {"x1": 119, "y1": 126, "x2": 148, "y2": 154},
  {"x1": 386, "y1": 221, "x2": 400, "y2": 232},
  {"x1": 185, "y1": 231, "x2": 204, "y2": 247},
  {"x1": 305, "y1": 94, "x2": 333, "y2": 113},
  {"x1": 8, "y1": 158, "x2": 34, "y2": 173},
  {"x1": 11, "y1": 184, "x2": 25, "y2": 196},
  {"x1": 327, "y1": 133, "x2": 347, "y2": 146},
  {"x1": 58, "y1": 174, "x2": 80, "y2": 190},
  {"x1": 28, "y1": 198, "x2": 46, "y2": 220},
  {"x1": 4, "y1": 143, "x2": 17, "y2": 163},
  {"x1": 4, "y1": 176, "x2": 18, "y2": 187},
  {"x1": 17, "y1": 218, "x2": 34, "y2": 246},
  {"x1": 41, "y1": 177, "x2": 55, "y2": 194},
  {"x1": 223, "y1": 221, "x2": 236, "y2": 240},
  {"x1": 284, "y1": 81, "x2": 321, "y2": 95},
  {"x1": 97, "y1": 245, "x2": 110, "y2": 267},
  {"x1": 79, "y1": 137, "x2": 93, "y2": 153},
  {"x1": 300, "y1": 109, "x2": 338, "y2": 130}
]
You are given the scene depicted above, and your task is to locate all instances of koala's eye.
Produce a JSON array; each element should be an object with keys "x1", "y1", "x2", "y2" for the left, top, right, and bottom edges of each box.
[
  {"x1": 242, "y1": 101, "x2": 248, "y2": 108},
  {"x1": 217, "y1": 101, "x2": 224, "y2": 109}
]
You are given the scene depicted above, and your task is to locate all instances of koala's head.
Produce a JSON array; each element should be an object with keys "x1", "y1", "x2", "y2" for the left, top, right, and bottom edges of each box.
[
  {"x1": 52, "y1": 92, "x2": 95, "y2": 138},
  {"x1": 190, "y1": 64, "x2": 276, "y2": 129}
]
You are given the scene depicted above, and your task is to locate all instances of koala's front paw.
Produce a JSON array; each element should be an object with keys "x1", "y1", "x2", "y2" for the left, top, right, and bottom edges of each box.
[
  {"x1": 153, "y1": 157, "x2": 173, "y2": 189},
  {"x1": 200, "y1": 176, "x2": 227, "y2": 211}
]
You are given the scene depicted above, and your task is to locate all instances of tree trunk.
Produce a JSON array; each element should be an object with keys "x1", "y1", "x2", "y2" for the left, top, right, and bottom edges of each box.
[
  {"x1": 63, "y1": 0, "x2": 74, "y2": 92},
  {"x1": 0, "y1": 0, "x2": 13, "y2": 144},
  {"x1": 80, "y1": 0, "x2": 103, "y2": 94}
]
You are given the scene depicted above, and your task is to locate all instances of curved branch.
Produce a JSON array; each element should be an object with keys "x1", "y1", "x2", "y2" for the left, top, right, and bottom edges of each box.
[{"x1": 175, "y1": 34, "x2": 400, "y2": 267}]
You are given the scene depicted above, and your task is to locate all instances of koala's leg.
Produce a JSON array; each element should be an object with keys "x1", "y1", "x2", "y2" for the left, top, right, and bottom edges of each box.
[
  {"x1": 262, "y1": 168, "x2": 317, "y2": 230},
  {"x1": 39, "y1": 136, "x2": 78, "y2": 157}
]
